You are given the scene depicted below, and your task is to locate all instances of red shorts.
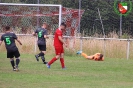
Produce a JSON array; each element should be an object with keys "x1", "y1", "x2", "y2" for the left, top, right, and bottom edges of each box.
[{"x1": 54, "y1": 46, "x2": 64, "y2": 55}]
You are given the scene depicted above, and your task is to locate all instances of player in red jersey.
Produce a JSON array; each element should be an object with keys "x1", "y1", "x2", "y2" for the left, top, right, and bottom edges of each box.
[{"x1": 46, "y1": 23, "x2": 66, "y2": 69}]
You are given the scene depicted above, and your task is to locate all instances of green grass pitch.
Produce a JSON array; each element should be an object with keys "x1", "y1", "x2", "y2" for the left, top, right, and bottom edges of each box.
[{"x1": 0, "y1": 53, "x2": 133, "y2": 88}]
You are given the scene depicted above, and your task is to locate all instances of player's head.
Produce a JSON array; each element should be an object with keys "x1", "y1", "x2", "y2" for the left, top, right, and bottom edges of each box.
[
  {"x1": 5, "y1": 26, "x2": 10, "y2": 31},
  {"x1": 60, "y1": 22, "x2": 66, "y2": 30},
  {"x1": 94, "y1": 53, "x2": 104, "y2": 61},
  {"x1": 42, "y1": 22, "x2": 48, "y2": 29},
  {"x1": 99, "y1": 54, "x2": 104, "y2": 60}
]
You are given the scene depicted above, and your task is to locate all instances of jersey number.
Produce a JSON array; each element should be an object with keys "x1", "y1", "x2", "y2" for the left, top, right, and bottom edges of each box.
[
  {"x1": 38, "y1": 31, "x2": 42, "y2": 38},
  {"x1": 6, "y1": 37, "x2": 11, "y2": 45}
]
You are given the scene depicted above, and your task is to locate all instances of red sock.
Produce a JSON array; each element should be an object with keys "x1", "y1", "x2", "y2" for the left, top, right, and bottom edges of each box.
[
  {"x1": 60, "y1": 58, "x2": 65, "y2": 68},
  {"x1": 48, "y1": 57, "x2": 57, "y2": 65}
]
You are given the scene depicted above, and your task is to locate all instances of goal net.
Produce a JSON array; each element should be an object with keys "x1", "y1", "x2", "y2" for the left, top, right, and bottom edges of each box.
[
  {"x1": 0, "y1": 3, "x2": 84, "y2": 35},
  {"x1": 0, "y1": 3, "x2": 84, "y2": 53},
  {"x1": 0, "y1": 3, "x2": 63, "y2": 34}
]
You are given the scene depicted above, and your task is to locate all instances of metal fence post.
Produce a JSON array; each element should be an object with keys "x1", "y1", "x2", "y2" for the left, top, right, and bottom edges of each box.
[
  {"x1": 79, "y1": 0, "x2": 82, "y2": 51},
  {"x1": 34, "y1": 0, "x2": 40, "y2": 53},
  {"x1": 126, "y1": 40, "x2": 130, "y2": 60},
  {"x1": 103, "y1": 39, "x2": 106, "y2": 58}
]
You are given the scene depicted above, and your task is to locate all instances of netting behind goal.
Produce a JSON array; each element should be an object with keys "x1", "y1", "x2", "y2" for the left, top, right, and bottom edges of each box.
[
  {"x1": 0, "y1": 3, "x2": 62, "y2": 34},
  {"x1": 0, "y1": 3, "x2": 84, "y2": 53},
  {"x1": 0, "y1": 3, "x2": 84, "y2": 35}
]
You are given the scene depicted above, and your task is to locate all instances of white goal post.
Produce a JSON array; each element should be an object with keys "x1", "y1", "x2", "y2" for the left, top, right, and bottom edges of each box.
[
  {"x1": 0, "y1": 3, "x2": 84, "y2": 53},
  {"x1": 0, "y1": 3, "x2": 63, "y2": 52}
]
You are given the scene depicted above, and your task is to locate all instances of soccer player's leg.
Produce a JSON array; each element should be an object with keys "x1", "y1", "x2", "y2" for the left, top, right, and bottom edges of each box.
[
  {"x1": 76, "y1": 50, "x2": 82, "y2": 54},
  {"x1": 46, "y1": 47, "x2": 61, "y2": 68},
  {"x1": 7, "y1": 51, "x2": 15, "y2": 71},
  {"x1": 37, "y1": 45, "x2": 47, "y2": 64},
  {"x1": 76, "y1": 51, "x2": 88, "y2": 59},
  {"x1": 35, "y1": 45, "x2": 42, "y2": 61},
  {"x1": 77, "y1": 51, "x2": 94, "y2": 60},
  {"x1": 81, "y1": 53, "x2": 88, "y2": 59},
  {"x1": 82, "y1": 53, "x2": 95, "y2": 60},
  {"x1": 10, "y1": 58, "x2": 16, "y2": 71},
  {"x1": 41, "y1": 51, "x2": 47, "y2": 64},
  {"x1": 60, "y1": 46, "x2": 65, "y2": 69},
  {"x1": 14, "y1": 50, "x2": 20, "y2": 71}
]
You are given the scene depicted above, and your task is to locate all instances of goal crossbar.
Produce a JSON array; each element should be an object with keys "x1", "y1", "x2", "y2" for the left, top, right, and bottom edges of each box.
[{"x1": 0, "y1": 3, "x2": 62, "y2": 7}]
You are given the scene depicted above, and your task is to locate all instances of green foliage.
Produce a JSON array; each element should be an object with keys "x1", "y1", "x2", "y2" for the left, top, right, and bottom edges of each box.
[{"x1": 121, "y1": 33, "x2": 130, "y2": 39}]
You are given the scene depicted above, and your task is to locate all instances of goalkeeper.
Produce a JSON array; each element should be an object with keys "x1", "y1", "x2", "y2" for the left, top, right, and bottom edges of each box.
[{"x1": 77, "y1": 51, "x2": 104, "y2": 61}]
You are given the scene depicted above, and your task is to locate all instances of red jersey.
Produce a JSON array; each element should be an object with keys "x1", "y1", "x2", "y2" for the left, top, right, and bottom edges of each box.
[{"x1": 54, "y1": 29, "x2": 63, "y2": 47}]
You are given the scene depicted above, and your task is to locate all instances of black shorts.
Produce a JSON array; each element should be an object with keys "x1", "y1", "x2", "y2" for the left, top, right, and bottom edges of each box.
[
  {"x1": 38, "y1": 45, "x2": 46, "y2": 51},
  {"x1": 7, "y1": 50, "x2": 20, "y2": 58}
]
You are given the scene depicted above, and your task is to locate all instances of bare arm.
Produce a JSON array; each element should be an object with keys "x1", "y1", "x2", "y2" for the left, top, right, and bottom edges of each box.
[
  {"x1": 0, "y1": 36, "x2": 3, "y2": 46},
  {"x1": 58, "y1": 36, "x2": 64, "y2": 44},
  {"x1": 44, "y1": 35, "x2": 47, "y2": 38},
  {"x1": 32, "y1": 32, "x2": 37, "y2": 36},
  {"x1": 44, "y1": 35, "x2": 49, "y2": 39},
  {"x1": 16, "y1": 39, "x2": 22, "y2": 45},
  {"x1": 87, "y1": 55, "x2": 95, "y2": 60}
]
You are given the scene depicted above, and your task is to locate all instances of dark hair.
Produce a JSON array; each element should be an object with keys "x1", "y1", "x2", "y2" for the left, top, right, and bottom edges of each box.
[
  {"x1": 61, "y1": 22, "x2": 66, "y2": 28},
  {"x1": 5, "y1": 26, "x2": 10, "y2": 31},
  {"x1": 99, "y1": 54, "x2": 103, "y2": 60}
]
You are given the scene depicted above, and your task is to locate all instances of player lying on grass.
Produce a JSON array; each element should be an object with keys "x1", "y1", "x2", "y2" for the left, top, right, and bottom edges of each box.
[
  {"x1": 77, "y1": 51, "x2": 104, "y2": 61},
  {"x1": 0, "y1": 26, "x2": 22, "y2": 71}
]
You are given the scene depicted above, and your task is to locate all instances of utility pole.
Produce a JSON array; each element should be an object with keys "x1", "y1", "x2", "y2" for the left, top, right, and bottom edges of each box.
[
  {"x1": 120, "y1": 0, "x2": 123, "y2": 38},
  {"x1": 120, "y1": 14, "x2": 122, "y2": 38}
]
